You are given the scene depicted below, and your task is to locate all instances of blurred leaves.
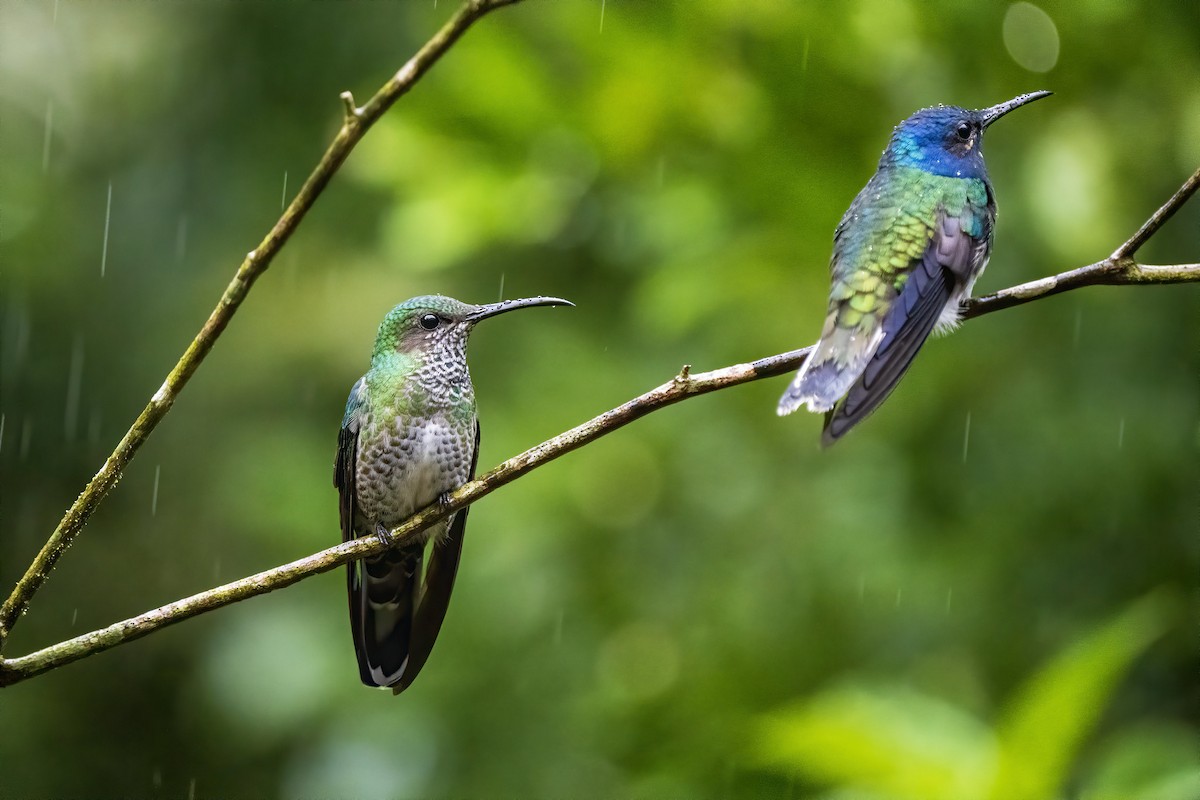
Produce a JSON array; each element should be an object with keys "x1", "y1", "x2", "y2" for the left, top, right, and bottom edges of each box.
[
  {"x1": 1, "y1": 0, "x2": 1197, "y2": 797},
  {"x1": 756, "y1": 685, "x2": 995, "y2": 800},
  {"x1": 753, "y1": 591, "x2": 1183, "y2": 800},
  {"x1": 992, "y1": 591, "x2": 1178, "y2": 799},
  {"x1": 1082, "y1": 723, "x2": 1200, "y2": 800}
]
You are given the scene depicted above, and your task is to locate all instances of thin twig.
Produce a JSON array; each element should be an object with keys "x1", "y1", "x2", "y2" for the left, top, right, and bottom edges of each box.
[
  {"x1": 1, "y1": 167, "x2": 1196, "y2": 687},
  {"x1": 1, "y1": 164, "x2": 1197, "y2": 685},
  {"x1": 1113, "y1": 167, "x2": 1200, "y2": 260},
  {"x1": 0, "y1": 348, "x2": 808, "y2": 685},
  {"x1": 0, "y1": 0, "x2": 525, "y2": 649},
  {"x1": 966, "y1": 166, "x2": 1200, "y2": 318}
]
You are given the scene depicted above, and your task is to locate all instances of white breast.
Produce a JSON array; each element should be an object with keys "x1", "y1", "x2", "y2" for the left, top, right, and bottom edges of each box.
[{"x1": 355, "y1": 414, "x2": 473, "y2": 539}]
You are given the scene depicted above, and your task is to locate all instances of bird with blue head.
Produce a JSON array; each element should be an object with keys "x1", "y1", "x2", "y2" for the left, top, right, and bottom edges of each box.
[
  {"x1": 777, "y1": 91, "x2": 1051, "y2": 444},
  {"x1": 334, "y1": 294, "x2": 572, "y2": 693}
]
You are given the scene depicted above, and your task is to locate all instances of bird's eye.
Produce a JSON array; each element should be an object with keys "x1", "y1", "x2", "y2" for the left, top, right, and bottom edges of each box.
[
  {"x1": 419, "y1": 314, "x2": 440, "y2": 330},
  {"x1": 955, "y1": 122, "x2": 972, "y2": 141}
]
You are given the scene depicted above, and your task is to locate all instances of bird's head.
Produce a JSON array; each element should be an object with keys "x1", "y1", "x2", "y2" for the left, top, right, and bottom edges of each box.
[
  {"x1": 371, "y1": 294, "x2": 574, "y2": 366},
  {"x1": 882, "y1": 91, "x2": 1051, "y2": 178}
]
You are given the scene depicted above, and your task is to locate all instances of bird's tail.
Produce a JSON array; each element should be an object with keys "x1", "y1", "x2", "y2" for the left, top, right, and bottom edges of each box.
[
  {"x1": 349, "y1": 543, "x2": 423, "y2": 689},
  {"x1": 347, "y1": 511, "x2": 468, "y2": 693},
  {"x1": 777, "y1": 322, "x2": 882, "y2": 417},
  {"x1": 821, "y1": 251, "x2": 953, "y2": 445}
]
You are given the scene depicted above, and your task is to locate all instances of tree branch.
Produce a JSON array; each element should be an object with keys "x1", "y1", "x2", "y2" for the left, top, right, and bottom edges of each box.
[
  {"x1": 1, "y1": 166, "x2": 1196, "y2": 687},
  {"x1": 1114, "y1": 167, "x2": 1199, "y2": 260},
  {"x1": 965, "y1": 167, "x2": 1199, "y2": 317},
  {"x1": 0, "y1": 0, "x2": 525, "y2": 649},
  {"x1": 0, "y1": 348, "x2": 806, "y2": 686}
]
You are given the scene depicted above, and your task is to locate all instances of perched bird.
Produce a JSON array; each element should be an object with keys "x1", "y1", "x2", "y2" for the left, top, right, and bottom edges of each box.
[
  {"x1": 334, "y1": 294, "x2": 572, "y2": 693},
  {"x1": 777, "y1": 92, "x2": 1051, "y2": 444}
]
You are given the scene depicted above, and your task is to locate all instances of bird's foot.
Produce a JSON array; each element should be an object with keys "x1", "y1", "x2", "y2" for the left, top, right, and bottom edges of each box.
[
  {"x1": 375, "y1": 522, "x2": 394, "y2": 548},
  {"x1": 437, "y1": 492, "x2": 452, "y2": 511}
]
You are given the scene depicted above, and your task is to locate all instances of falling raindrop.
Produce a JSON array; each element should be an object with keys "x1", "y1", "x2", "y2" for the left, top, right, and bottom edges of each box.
[
  {"x1": 41, "y1": 100, "x2": 54, "y2": 174},
  {"x1": 19, "y1": 418, "x2": 33, "y2": 461},
  {"x1": 496, "y1": 273, "x2": 506, "y2": 302},
  {"x1": 188, "y1": 779, "x2": 196, "y2": 800},
  {"x1": 1117, "y1": 417, "x2": 1125, "y2": 450},
  {"x1": 599, "y1": 0, "x2": 605, "y2": 33},
  {"x1": 0, "y1": 413, "x2": 5, "y2": 455},
  {"x1": 152, "y1": 769, "x2": 162, "y2": 790},
  {"x1": 152, "y1": 465, "x2": 161, "y2": 515},
  {"x1": 101, "y1": 182, "x2": 113, "y2": 277},
  {"x1": 656, "y1": 155, "x2": 666, "y2": 187},
  {"x1": 801, "y1": 37, "x2": 810, "y2": 72},
  {"x1": 53, "y1": 0, "x2": 60, "y2": 24},
  {"x1": 176, "y1": 215, "x2": 189, "y2": 264},
  {"x1": 16, "y1": 308, "x2": 29, "y2": 367},
  {"x1": 64, "y1": 334, "x2": 84, "y2": 442},
  {"x1": 945, "y1": 587, "x2": 953, "y2": 614},
  {"x1": 895, "y1": 587, "x2": 903, "y2": 607},
  {"x1": 961, "y1": 411, "x2": 971, "y2": 464},
  {"x1": 71, "y1": 608, "x2": 78, "y2": 626},
  {"x1": 280, "y1": 170, "x2": 289, "y2": 211},
  {"x1": 3, "y1": 293, "x2": 32, "y2": 387},
  {"x1": 88, "y1": 408, "x2": 102, "y2": 445}
]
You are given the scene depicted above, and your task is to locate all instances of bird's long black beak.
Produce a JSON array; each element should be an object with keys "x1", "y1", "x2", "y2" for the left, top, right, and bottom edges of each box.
[
  {"x1": 978, "y1": 90, "x2": 1052, "y2": 128},
  {"x1": 466, "y1": 296, "x2": 574, "y2": 323}
]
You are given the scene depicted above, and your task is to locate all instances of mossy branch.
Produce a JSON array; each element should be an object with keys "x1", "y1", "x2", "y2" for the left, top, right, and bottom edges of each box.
[
  {"x1": 0, "y1": 0, "x2": 527, "y2": 649},
  {"x1": 0, "y1": 166, "x2": 1196, "y2": 687},
  {"x1": 965, "y1": 166, "x2": 1199, "y2": 317}
]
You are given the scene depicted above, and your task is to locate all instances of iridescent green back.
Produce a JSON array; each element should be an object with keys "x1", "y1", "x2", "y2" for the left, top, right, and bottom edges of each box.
[{"x1": 823, "y1": 166, "x2": 990, "y2": 350}]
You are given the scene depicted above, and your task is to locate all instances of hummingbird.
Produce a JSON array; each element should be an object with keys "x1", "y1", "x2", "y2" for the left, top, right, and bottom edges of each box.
[
  {"x1": 334, "y1": 293, "x2": 572, "y2": 693},
  {"x1": 777, "y1": 91, "x2": 1051, "y2": 444}
]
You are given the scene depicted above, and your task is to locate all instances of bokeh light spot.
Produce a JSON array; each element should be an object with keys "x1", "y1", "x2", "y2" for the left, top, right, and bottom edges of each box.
[
  {"x1": 1003, "y1": 3, "x2": 1060, "y2": 73},
  {"x1": 597, "y1": 622, "x2": 681, "y2": 704},
  {"x1": 1023, "y1": 110, "x2": 1117, "y2": 260}
]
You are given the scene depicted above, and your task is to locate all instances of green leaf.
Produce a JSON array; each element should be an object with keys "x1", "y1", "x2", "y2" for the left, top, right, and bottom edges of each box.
[
  {"x1": 991, "y1": 591, "x2": 1180, "y2": 800},
  {"x1": 752, "y1": 683, "x2": 996, "y2": 800},
  {"x1": 1082, "y1": 722, "x2": 1200, "y2": 800}
]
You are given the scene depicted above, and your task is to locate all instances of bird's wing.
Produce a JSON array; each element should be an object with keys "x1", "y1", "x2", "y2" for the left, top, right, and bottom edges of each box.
[
  {"x1": 336, "y1": 378, "x2": 422, "y2": 688},
  {"x1": 391, "y1": 421, "x2": 479, "y2": 695},
  {"x1": 778, "y1": 175, "x2": 913, "y2": 417},
  {"x1": 821, "y1": 211, "x2": 978, "y2": 444},
  {"x1": 334, "y1": 377, "x2": 366, "y2": 544}
]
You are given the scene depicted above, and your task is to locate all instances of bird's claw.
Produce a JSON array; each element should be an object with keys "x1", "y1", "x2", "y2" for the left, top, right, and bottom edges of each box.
[
  {"x1": 437, "y1": 492, "x2": 452, "y2": 510},
  {"x1": 375, "y1": 522, "x2": 394, "y2": 548}
]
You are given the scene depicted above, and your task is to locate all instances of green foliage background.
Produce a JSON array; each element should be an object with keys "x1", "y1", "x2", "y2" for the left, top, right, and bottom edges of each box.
[{"x1": 1, "y1": 1, "x2": 1197, "y2": 797}]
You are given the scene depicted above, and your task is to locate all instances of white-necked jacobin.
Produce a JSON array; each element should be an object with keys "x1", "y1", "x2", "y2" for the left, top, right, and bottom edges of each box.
[{"x1": 777, "y1": 92, "x2": 1051, "y2": 444}]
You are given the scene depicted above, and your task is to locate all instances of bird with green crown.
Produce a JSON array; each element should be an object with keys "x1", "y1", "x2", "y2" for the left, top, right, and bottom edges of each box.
[
  {"x1": 335, "y1": 294, "x2": 572, "y2": 693},
  {"x1": 777, "y1": 92, "x2": 1051, "y2": 443}
]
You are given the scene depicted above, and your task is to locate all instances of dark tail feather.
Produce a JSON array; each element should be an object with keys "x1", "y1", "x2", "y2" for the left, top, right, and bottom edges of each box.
[
  {"x1": 349, "y1": 543, "x2": 422, "y2": 688},
  {"x1": 823, "y1": 252, "x2": 952, "y2": 445},
  {"x1": 391, "y1": 508, "x2": 469, "y2": 695},
  {"x1": 391, "y1": 424, "x2": 479, "y2": 694}
]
